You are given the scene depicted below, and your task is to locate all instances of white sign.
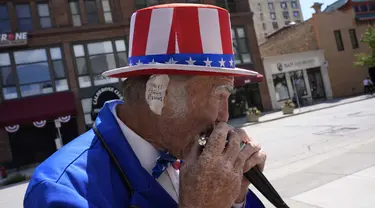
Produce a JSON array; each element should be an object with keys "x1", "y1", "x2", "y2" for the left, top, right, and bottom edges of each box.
[
  {"x1": 0, "y1": 32, "x2": 28, "y2": 47},
  {"x1": 273, "y1": 57, "x2": 319, "y2": 73},
  {"x1": 145, "y1": 75, "x2": 170, "y2": 115}
]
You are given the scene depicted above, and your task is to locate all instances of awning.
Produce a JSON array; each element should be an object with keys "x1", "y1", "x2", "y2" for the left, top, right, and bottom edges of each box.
[
  {"x1": 234, "y1": 74, "x2": 264, "y2": 87},
  {"x1": 0, "y1": 91, "x2": 77, "y2": 126}
]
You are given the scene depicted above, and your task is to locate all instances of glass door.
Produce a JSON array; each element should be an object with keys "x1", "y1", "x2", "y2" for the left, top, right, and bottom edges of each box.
[{"x1": 307, "y1": 67, "x2": 326, "y2": 101}]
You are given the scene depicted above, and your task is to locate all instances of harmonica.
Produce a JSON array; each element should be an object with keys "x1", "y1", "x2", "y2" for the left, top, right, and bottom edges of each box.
[{"x1": 198, "y1": 134, "x2": 289, "y2": 208}]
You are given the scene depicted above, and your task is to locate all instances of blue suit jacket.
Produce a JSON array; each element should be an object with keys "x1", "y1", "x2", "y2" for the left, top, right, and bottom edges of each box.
[{"x1": 24, "y1": 100, "x2": 264, "y2": 208}]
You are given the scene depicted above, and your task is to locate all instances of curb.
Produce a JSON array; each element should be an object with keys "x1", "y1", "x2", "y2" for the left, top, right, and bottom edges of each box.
[{"x1": 233, "y1": 96, "x2": 374, "y2": 128}]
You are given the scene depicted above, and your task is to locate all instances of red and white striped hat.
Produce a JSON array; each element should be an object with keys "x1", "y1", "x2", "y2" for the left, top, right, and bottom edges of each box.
[{"x1": 103, "y1": 3, "x2": 258, "y2": 78}]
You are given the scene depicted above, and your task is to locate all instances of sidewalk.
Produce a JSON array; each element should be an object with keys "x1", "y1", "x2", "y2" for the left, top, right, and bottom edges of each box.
[{"x1": 229, "y1": 94, "x2": 374, "y2": 128}]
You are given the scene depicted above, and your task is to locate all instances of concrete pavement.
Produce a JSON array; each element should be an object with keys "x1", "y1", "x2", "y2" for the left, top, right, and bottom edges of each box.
[{"x1": 244, "y1": 97, "x2": 375, "y2": 207}]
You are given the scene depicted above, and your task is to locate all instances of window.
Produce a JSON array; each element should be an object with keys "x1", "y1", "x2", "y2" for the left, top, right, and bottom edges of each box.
[
  {"x1": 0, "y1": 4, "x2": 11, "y2": 33},
  {"x1": 0, "y1": 53, "x2": 17, "y2": 100},
  {"x1": 73, "y1": 39, "x2": 127, "y2": 88},
  {"x1": 260, "y1": 13, "x2": 264, "y2": 21},
  {"x1": 283, "y1": 11, "x2": 290, "y2": 19},
  {"x1": 270, "y1": 12, "x2": 276, "y2": 20},
  {"x1": 334, "y1": 30, "x2": 344, "y2": 51},
  {"x1": 293, "y1": 11, "x2": 300, "y2": 18},
  {"x1": 216, "y1": 0, "x2": 236, "y2": 13},
  {"x1": 84, "y1": 0, "x2": 99, "y2": 24},
  {"x1": 81, "y1": 98, "x2": 93, "y2": 125},
  {"x1": 268, "y1": 3, "x2": 274, "y2": 11},
  {"x1": 273, "y1": 73, "x2": 289, "y2": 101},
  {"x1": 135, "y1": 0, "x2": 161, "y2": 10},
  {"x1": 16, "y1": 4, "x2": 33, "y2": 31},
  {"x1": 370, "y1": 4, "x2": 375, "y2": 11},
  {"x1": 353, "y1": 5, "x2": 360, "y2": 13},
  {"x1": 69, "y1": 0, "x2": 82, "y2": 26},
  {"x1": 272, "y1": 22, "x2": 279, "y2": 30},
  {"x1": 291, "y1": 1, "x2": 298, "y2": 9},
  {"x1": 37, "y1": 3, "x2": 52, "y2": 28},
  {"x1": 295, "y1": 20, "x2": 301, "y2": 23},
  {"x1": 281, "y1": 2, "x2": 287, "y2": 10},
  {"x1": 262, "y1": 23, "x2": 266, "y2": 30},
  {"x1": 349, "y1": 29, "x2": 359, "y2": 49},
  {"x1": 257, "y1": 3, "x2": 262, "y2": 11},
  {"x1": 0, "y1": 47, "x2": 68, "y2": 100},
  {"x1": 185, "y1": 0, "x2": 200, "y2": 3},
  {"x1": 101, "y1": 0, "x2": 113, "y2": 23},
  {"x1": 231, "y1": 27, "x2": 252, "y2": 65},
  {"x1": 360, "y1": 4, "x2": 368, "y2": 12},
  {"x1": 290, "y1": 70, "x2": 307, "y2": 97}
]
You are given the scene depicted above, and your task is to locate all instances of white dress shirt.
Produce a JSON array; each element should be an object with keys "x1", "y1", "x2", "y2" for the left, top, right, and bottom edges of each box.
[{"x1": 112, "y1": 104, "x2": 245, "y2": 207}]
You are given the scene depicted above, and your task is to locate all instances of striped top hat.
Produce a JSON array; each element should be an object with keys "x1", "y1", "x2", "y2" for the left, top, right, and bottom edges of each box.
[{"x1": 103, "y1": 3, "x2": 259, "y2": 78}]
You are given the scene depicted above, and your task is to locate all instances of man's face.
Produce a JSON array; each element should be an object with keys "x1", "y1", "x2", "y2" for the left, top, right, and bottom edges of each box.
[{"x1": 161, "y1": 76, "x2": 234, "y2": 158}]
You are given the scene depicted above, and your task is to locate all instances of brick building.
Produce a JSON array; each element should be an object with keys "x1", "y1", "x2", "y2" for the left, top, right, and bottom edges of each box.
[
  {"x1": 259, "y1": 1, "x2": 373, "y2": 110},
  {"x1": 0, "y1": 0, "x2": 271, "y2": 168}
]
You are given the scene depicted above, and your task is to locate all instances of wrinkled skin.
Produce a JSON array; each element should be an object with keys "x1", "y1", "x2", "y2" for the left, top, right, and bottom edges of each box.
[{"x1": 118, "y1": 75, "x2": 267, "y2": 208}]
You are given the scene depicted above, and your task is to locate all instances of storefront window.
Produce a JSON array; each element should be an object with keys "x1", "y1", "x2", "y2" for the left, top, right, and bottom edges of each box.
[
  {"x1": 290, "y1": 70, "x2": 307, "y2": 96},
  {"x1": 0, "y1": 53, "x2": 17, "y2": 99},
  {"x1": 273, "y1": 73, "x2": 289, "y2": 101},
  {"x1": 0, "y1": 47, "x2": 69, "y2": 100},
  {"x1": 81, "y1": 98, "x2": 93, "y2": 125},
  {"x1": 73, "y1": 39, "x2": 127, "y2": 88}
]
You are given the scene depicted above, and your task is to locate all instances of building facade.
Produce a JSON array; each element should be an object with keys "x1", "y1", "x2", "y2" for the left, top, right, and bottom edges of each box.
[
  {"x1": 0, "y1": 0, "x2": 271, "y2": 168},
  {"x1": 249, "y1": 0, "x2": 304, "y2": 44},
  {"x1": 259, "y1": 1, "x2": 373, "y2": 110}
]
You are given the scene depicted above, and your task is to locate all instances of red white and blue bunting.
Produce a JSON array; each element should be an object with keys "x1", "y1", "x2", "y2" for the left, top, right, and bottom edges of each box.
[
  {"x1": 33, "y1": 120, "x2": 46, "y2": 128},
  {"x1": 5, "y1": 125, "x2": 20, "y2": 133},
  {"x1": 4, "y1": 115, "x2": 72, "y2": 132},
  {"x1": 58, "y1": 115, "x2": 71, "y2": 123}
]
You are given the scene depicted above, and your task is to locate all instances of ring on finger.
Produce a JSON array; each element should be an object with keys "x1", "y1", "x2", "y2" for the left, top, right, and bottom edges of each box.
[{"x1": 240, "y1": 141, "x2": 248, "y2": 151}]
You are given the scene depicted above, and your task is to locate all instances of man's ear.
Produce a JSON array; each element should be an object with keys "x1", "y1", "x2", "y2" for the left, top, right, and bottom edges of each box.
[{"x1": 145, "y1": 75, "x2": 170, "y2": 115}]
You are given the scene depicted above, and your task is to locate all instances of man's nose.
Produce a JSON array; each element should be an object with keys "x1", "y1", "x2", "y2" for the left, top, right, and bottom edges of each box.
[{"x1": 217, "y1": 99, "x2": 229, "y2": 122}]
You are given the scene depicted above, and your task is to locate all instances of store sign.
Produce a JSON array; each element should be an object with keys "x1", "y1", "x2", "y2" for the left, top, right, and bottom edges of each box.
[
  {"x1": 273, "y1": 58, "x2": 319, "y2": 73},
  {"x1": 0, "y1": 32, "x2": 28, "y2": 47},
  {"x1": 91, "y1": 86, "x2": 123, "y2": 121}
]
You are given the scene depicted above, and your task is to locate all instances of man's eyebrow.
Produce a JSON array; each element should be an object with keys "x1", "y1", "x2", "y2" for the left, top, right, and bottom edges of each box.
[{"x1": 215, "y1": 84, "x2": 234, "y2": 94}]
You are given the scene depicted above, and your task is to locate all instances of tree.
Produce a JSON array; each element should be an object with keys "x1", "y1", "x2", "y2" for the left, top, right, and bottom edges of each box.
[{"x1": 354, "y1": 26, "x2": 375, "y2": 67}]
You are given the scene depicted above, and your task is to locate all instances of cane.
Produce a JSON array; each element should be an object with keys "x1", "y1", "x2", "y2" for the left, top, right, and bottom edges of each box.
[{"x1": 244, "y1": 166, "x2": 289, "y2": 208}]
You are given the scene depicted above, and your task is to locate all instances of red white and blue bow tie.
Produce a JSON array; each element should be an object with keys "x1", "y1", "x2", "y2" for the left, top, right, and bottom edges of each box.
[{"x1": 152, "y1": 151, "x2": 182, "y2": 179}]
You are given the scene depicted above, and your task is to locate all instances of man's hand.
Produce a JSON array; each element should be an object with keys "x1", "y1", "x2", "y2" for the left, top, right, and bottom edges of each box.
[
  {"x1": 233, "y1": 129, "x2": 267, "y2": 204},
  {"x1": 179, "y1": 122, "x2": 260, "y2": 208}
]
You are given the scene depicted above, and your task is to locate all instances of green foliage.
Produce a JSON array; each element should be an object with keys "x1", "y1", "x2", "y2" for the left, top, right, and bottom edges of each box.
[
  {"x1": 354, "y1": 26, "x2": 375, "y2": 67},
  {"x1": 1, "y1": 173, "x2": 26, "y2": 186}
]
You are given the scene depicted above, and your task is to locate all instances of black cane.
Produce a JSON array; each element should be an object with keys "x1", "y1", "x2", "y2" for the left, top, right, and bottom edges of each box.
[{"x1": 244, "y1": 166, "x2": 289, "y2": 208}]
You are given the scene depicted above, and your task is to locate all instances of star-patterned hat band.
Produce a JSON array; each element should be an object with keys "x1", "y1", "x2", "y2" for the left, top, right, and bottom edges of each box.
[
  {"x1": 102, "y1": 3, "x2": 260, "y2": 78},
  {"x1": 128, "y1": 54, "x2": 235, "y2": 68}
]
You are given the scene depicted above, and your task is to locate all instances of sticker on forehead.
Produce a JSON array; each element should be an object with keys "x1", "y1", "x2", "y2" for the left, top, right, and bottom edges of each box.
[{"x1": 145, "y1": 75, "x2": 170, "y2": 115}]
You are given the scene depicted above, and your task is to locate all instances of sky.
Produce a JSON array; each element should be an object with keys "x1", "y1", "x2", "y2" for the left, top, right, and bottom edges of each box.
[{"x1": 300, "y1": 0, "x2": 338, "y2": 20}]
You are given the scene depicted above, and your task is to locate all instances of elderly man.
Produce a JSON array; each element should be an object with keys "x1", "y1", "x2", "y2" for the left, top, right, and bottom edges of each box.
[{"x1": 24, "y1": 4, "x2": 266, "y2": 208}]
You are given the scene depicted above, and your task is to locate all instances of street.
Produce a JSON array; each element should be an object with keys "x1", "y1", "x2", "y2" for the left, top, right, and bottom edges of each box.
[
  {"x1": 1, "y1": 98, "x2": 375, "y2": 207},
  {"x1": 247, "y1": 97, "x2": 375, "y2": 207}
]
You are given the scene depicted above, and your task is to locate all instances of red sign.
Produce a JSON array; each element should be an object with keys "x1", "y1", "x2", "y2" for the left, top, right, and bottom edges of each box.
[{"x1": 0, "y1": 32, "x2": 28, "y2": 47}]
